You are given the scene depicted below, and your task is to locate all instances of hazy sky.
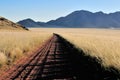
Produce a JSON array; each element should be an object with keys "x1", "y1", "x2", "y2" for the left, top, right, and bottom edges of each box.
[{"x1": 0, "y1": 0, "x2": 120, "y2": 22}]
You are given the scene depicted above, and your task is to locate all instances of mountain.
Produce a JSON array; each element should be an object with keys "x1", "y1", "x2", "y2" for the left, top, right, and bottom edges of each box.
[
  {"x1": 47, "y1": 10, "x2": 120, "y2": 28},
  {"x1": 18, "y1": 18, "x2": 60, "y2": 27},
  {"x1": 0, "y1": 16, "x2": 28, "y2": 30},
  {"x1": 18, "y1": 19, "x2": 42, "y2": 27},
  {"x1": 18, "y1": 10, "x2": 120, "y2": 28}
]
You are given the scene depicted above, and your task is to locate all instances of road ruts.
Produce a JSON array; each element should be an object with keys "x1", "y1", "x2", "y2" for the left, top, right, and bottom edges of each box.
[
  {"x1": 0, "y1": 34, "x2": 75, "y2": 80},
  {"x1": 0, "y1": 34, "x2": 54, "y2": 80},
  {"x1": 1, "y1": 34, "x2": 120, "y2": 80}
]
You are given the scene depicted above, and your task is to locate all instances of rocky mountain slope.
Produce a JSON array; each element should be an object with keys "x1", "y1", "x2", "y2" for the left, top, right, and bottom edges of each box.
[{"x1": 0, "y1": 16, "x2": 28, "y2": 30}]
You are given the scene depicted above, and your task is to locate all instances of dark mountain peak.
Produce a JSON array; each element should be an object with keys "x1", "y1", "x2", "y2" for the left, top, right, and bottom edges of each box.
[
  {"x1": 69, "y1": 10, "x2": 92, "y2": 15},
  {"x1": 95, "y1": 11, "x2": 105, "y2": 14},
  {"x1": 69, "y1": 10, "x2": 106, "y2": 16},
  {"x1": 18, "y1": 18, "x2": 40, "y2": 27},
  {"x1": 24, "y1": 18, "x2": 32, "y2": 20},
  {"x1": 20, "y1": 18, "x2": 35, "y2": 22},
  {"x1": 18, "y1": 18, "x2": 50, "y2": 27},
  {"x1": 65, "y1": 10, "x2": 93, "y2": 19},
  {"x1": 74, "y1": 10, "x2": 92, "y2": 13}
]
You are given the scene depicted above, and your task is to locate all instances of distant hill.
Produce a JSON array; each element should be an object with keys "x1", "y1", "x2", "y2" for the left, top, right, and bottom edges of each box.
[
  {"x1": 18, "y1": 18, "x2": 59, "y2": 28},
  {"x1": 18, "y1": 18, "x2": 43, "y2": 27},
  {"x1": 0, "y1": 16, "x2": 28, "y2": 30},
  {"x1": 18, "y1": 10, "x2": 120, "y2": 28}
]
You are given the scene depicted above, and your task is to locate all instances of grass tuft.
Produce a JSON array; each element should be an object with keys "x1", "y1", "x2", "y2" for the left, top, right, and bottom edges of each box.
[{"x1": 0, "y1": 52, "x2": 7, "y2": 67}]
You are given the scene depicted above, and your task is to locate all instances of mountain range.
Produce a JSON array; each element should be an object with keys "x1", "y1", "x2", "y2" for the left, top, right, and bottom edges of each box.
[{"x1": 18, "y1": 10, "x2": 120, "y2": 28}]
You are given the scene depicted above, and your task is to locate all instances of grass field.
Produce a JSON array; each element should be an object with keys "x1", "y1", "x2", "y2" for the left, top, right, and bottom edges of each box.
[
  {"x1": 0, "y1": 28, "x2": 120, "y2": 71},
  {"x1": 60, "y1": 29, "x2": 120, "y2": 69},
  {"x1": 30, "y1": 28, "x2": 120, "y2": 70},
  {"x1": 0, "y1": 30, "x2": 51, "y2": 68}
]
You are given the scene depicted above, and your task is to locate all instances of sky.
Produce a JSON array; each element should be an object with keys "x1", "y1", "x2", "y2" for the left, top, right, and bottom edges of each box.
[{"x1": 0, "y1": 0, "x2": 120, "y2": 22}]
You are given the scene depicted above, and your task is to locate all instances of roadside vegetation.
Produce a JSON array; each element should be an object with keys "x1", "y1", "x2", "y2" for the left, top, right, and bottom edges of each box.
[
  {"x1": 0, "y1": 30, "x2": 51, "y2": 70},
  {"x1": 59, "y1": 28, "x2": 120, "y2": 70},
  {"x1": 0, "y1": 28, "x2": 120, "y2": 73},
  {"x1": 31, "y1": 28, "x2": 120, "y2": 70}
]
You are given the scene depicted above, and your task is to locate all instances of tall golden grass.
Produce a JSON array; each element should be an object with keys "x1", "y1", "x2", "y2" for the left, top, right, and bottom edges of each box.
[
  {"x1": 30, "y1": 28, "x2": 120, "y2": 70},
  {"x1": 0, "y1": 29, "x2": 51, "y2": 67},
  {"x1": 59, "y1": 28, "x2": 120, "y2": 69},
  {"x1": 0, "y1": 28, "x2": 120, "y2": 71}
]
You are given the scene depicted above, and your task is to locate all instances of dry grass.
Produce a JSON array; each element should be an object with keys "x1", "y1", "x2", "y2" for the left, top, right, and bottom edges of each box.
[
  {"x1": 30, "y1": 28, "x2": 120, "y2": 70},
  {"x1": 59, "y1": 28, "x2": 120, "y2": 69},
  {"x1": 0, "y1": 29, "x2": 51, "y2": 68},
  {"x1": 0, "y1": 28, "x2": 120, "y2": 71}
]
